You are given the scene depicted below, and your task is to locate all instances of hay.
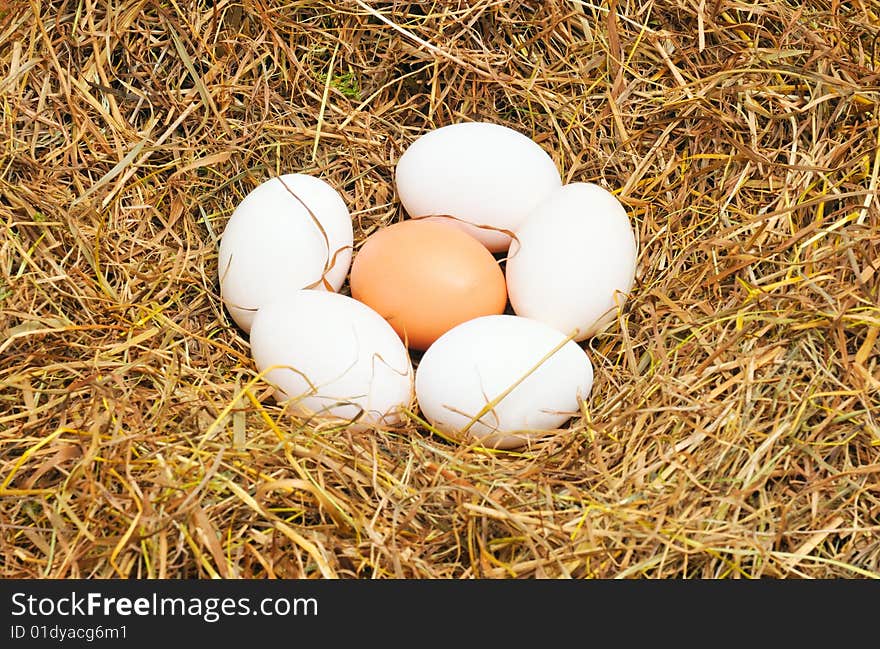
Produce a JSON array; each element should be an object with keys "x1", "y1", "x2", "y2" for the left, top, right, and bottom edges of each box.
[{"x1": 1, "y1": 0, "x2": 879, "y2": 579}]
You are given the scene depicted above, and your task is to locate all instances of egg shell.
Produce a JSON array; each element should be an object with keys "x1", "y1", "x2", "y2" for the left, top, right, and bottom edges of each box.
[
  {"x1": 505, "y1": 182, "x2": 637, "y2": 341},
  {"x1": 350, "y1": 219, "x2": 508, "y2": 351},
  {"x1": 394, "y1": 122, "x2": 562, "y2": 252},
  {"x1": 249, "y1": 290, "x2": 414, "y2": 430},
  {"x1": 415, "y1": 314, "x2": 593, "y2": 449},
  {"x1": 218, "y1": 174, "x2": 353, "y2": 333}
]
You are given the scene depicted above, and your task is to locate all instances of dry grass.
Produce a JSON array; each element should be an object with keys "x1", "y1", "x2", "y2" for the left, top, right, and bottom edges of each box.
[{"x1": 1, "y1": 0, "x2": 879, "y2": 579}]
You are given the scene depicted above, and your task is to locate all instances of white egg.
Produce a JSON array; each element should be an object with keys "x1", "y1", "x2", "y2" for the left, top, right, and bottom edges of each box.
[
  {"x1": 218, "y1": 173, "x2": 353, "y2": 333},
  {"x1": 505, "y1": 182, "x2": 637, "y2": 341},
  {"x1": 249, "y1": 290, "x2": 414, "y2": 430},
  {"x1": 394, "y1": 122, "x2": 562, "y2": 252},
  {"x1": 415, "y1": 315, "x2": 593, "y2": 449}
]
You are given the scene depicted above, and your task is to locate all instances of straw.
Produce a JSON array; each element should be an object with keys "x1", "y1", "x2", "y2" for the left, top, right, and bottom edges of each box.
[{"x1": 1, "y1": 0, "x2": 878, "y2": 578}]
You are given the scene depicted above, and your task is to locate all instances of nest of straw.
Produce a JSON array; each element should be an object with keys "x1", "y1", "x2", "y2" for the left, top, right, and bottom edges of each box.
[{"x1": 1, "y1": 0, "x2": 879, "y2": 579}]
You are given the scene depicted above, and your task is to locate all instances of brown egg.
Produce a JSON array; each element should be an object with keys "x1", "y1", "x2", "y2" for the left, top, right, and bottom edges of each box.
[{"x1": 350, "y1": 219, "x2": 508, "y2": 351}]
